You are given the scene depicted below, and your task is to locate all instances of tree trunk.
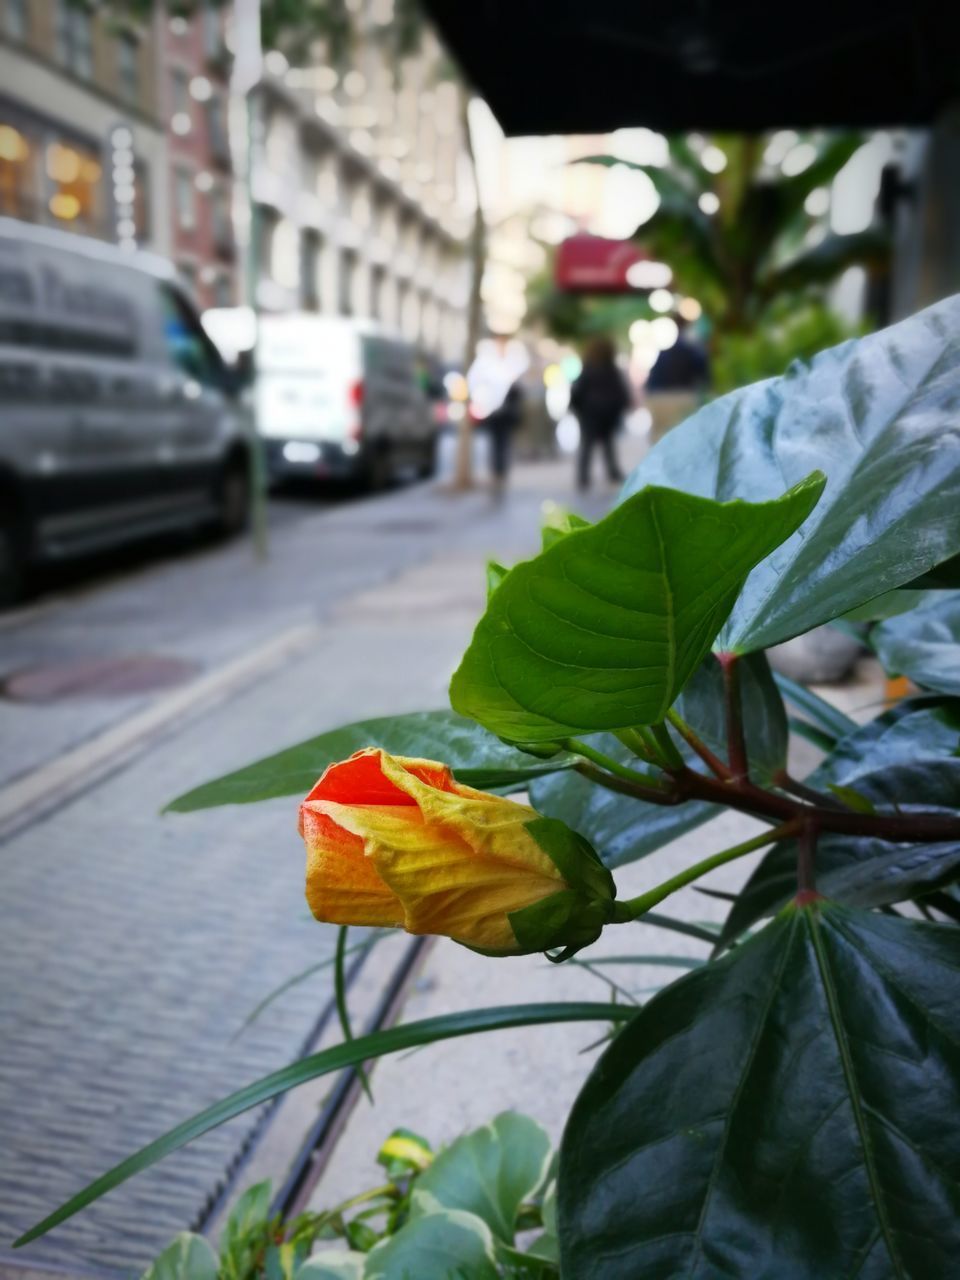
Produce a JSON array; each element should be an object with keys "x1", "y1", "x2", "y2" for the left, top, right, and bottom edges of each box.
[{"x1": 456, "y1": 93, "x2": 486, "y2": 490}]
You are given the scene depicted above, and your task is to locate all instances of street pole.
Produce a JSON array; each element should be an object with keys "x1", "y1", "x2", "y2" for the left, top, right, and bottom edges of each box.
[{"x1": 233, "y1": 0, "x2": 269, "y2": 561}]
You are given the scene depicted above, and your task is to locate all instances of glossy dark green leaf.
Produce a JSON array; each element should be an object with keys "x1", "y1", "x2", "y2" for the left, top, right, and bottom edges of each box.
[
  {"x1": 773, "y1": 671, "x2": 858, "y2": 743},
  {"x1": 909, "y1": 551, "x2": 960, "y2": 589},
  {"x1": 412, "y1": 1112, "x2": 552, "y2": 1243},
  {"x1": 15, "y1": 1003, "x2": 632, "y2": 1247},
  {"x1": 873, "y1": 592, "x2": 960, "y2": 697},
  {"x1": 624, "y1": 295, "x2": 960, "y2": 652},
  {"x1": 166, "y1": 711, "x2": 573, "y2": 812},
  {"x1": 559, "y1": 904, "x2": 960, "y2": 1279},
  {"x1": 449, "y1": 478, "x2": 824, "y2": 743},
  {"x1": 720, "y1": 700, "x2": 960, "y2": 943}
]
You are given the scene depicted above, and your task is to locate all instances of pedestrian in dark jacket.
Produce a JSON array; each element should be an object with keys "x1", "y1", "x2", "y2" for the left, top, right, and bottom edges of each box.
[{"x1": 569, "y1": 337, "x2": 631, "y2": 491}]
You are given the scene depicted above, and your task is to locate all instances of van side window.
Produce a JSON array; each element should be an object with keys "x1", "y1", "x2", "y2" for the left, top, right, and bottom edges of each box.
[{"x1": 158, "y1": 285, "x2": 223, "y2": 387}]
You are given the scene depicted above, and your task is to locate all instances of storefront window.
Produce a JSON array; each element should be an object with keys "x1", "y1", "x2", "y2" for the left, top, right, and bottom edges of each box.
[
  {"x1": 0, "y1": 121, "x2": 37, "y2": 220},
  {"x1": 45, "y1": 139, "x2": 102, "y2": 231},
  {"x1": 56, "y1": 0, "x2": 94, "y2": 79}
]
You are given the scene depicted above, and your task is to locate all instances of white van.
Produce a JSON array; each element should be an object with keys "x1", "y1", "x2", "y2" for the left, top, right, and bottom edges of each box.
[
  {"x1": 0, "y1": 218, "x2": 251, "y2": 605},
  {"x1": 256, "y1": 314, "x2": 435, "y2": 488}
]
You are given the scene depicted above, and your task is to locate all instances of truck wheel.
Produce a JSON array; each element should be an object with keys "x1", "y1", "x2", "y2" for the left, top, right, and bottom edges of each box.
[
  {"x1": 214, "y1": 457, "x2": 251, "y2": 537},
  {"x1": 0, "y1": 516, "x2": 26, "y2": 609}
]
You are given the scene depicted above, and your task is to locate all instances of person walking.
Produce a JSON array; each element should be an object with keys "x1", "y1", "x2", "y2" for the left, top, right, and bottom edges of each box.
[
  {"x1": 467, "y1": 335, "x2": 528, "y2": 497},
  {"x1": 570, "y1": 336, "x2": 631, "y2": 491}
]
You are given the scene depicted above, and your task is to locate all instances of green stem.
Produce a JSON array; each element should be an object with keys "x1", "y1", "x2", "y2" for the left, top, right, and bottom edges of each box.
[
  {"x1": 335, "y1": 926, "x2": 372, "y2": 1102},
  {"x1": 650, "y1": 721, "x2": 686, "y2": 771},
  {"x1": 612, "y1": 821, "x2": 799, "y2": 921},
  {"x1": 565, "y1": 738, "x2": 669, "y2": 791},
  {"x1": 574, "y1": 762, "x2": 681, "y2": 805},
  {"x1": 615, "y1": 726, "x2": 661, "y2": 764}
]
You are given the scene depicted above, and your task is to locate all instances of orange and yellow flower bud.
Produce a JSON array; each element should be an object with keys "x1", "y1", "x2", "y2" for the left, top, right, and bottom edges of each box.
[{"x1": 299, "y1": 749, "x2": 614, "y2": 956}]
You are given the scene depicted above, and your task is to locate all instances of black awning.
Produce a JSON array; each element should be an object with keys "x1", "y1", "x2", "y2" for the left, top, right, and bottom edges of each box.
[{"x1": 422, "y1": 1, "x2": 960, "y2": 135}]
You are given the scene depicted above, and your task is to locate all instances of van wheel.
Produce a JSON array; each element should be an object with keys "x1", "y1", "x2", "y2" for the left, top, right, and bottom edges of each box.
[
  {"x1": 0, "y1": 517, "x2": 26, "y2": 609},
  {"x1": 214, "y1": 458, "x2": 251, "y2": 537}
]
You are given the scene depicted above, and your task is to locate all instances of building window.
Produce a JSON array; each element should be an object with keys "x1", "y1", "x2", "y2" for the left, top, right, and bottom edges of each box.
[
  {"x1": 213, "y1": 273, "x2": 233, "y2": 307},
  {"x1": 56, "y1": 0, "x2": 94, "y2": 78},
  {"x1": 45, "y1": 138, "x2": 103, "y2": 233},
  {"x1": 117, "y1": 33, "x2": 139, "y2": 103},
  {"x1": 201, "y1": 1, "x2": 222, "y2": 60},
  {"x1": 210, "y1": 185, "x2": 231, "y2": 251},
  {"x1": 0, "y1": 120, "x2": 38, "y2": 221},
  {"x1": 4, "y1": 0, "x2": 28, "y2": 40},
  {"x1": 175, "y1": 169, "x2": 195, "y2": 230},
  {"x1": 170, "y1": 68, "x2": 191, "y2": 135},
  {"x1": 340, "y1": 249, "x2": 356, "y2": 316},
  {"x1": 206, "y1": 95, "x2": 230, "y2": 167},
  {"x1": 301, "y1": 230, "x2": 322, "y2": 310},
  {"x1": 371, "y1": 264, "x2": 385, "y2": 321}
]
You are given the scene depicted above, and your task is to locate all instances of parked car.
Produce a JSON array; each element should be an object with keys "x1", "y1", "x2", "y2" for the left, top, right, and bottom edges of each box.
[
  {"x1": 0, "y1": 218, "x2": 251, "y2": 605},
  {"x1": 255, "y1": 314, "x2": 435, "y2": 489}
]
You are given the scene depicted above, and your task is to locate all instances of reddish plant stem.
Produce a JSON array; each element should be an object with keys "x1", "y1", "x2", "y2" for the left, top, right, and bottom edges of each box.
[
  {"x1": 583, "y1": 756, "x2": 960, "y2": 845},
  {"x1": 718, "y1": 652, "x2": 749, "y2": 780},
  {"x1": 666, "y1": 709, "x2": 733, "y2": 781},
  {"x1": 797, "y1": 819, "x2": 819, "y2": 895},
  {"x1": 774, "y1": 769, "x2": 849, "y2": 811}
]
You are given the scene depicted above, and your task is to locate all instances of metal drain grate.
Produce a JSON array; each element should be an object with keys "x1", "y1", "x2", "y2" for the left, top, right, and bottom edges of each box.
[{"x1": 2, "y1": 655, "x2": 200, "y2": 702}]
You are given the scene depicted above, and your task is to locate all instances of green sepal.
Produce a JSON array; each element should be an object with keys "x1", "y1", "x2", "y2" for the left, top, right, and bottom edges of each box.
[
  {"x1": 495, "y1": 818, "x2": 619, "y2": 958},
  {"x1": 525, "y1": 817, "x2": 616, "y2": 903},
  {"x1": 508, "y1": 889, "x2": 612, "y2": 959}
]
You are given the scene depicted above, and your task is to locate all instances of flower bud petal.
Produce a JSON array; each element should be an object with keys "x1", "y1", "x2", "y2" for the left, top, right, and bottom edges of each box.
[{"x1": 300, "y1": 748, "x2": 614, "y2": 955}]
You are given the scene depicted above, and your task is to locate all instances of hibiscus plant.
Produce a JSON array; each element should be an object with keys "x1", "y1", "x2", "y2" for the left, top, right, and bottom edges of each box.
[{"x1": 16, "y1": 295, "x2": 960, "y2": 1276}]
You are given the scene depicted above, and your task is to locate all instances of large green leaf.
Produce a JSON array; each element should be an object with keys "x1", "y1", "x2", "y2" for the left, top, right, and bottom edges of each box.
[
  {"x1": 450, "y1": 478, "x2": 823, "y2": 743},
  {"x1": 530, "y1": 653, "x2": 786, "y2": 868},
  {"x1": 719, "y1": 700, "x2": 960, "y2": 943},
  {"x1": 873, "y1": 592, "x2": 960, "y2": 697},
  {"x1": 166, "y1": 711, "x2": 572, "y2": 812},
  {"x1": 15, "y1": 1003, "x2": 632, "y2": 1247},
  {"x1": 364, "y1": 1208, "x2": 498, "y2": 1280},
  {"x1": 559, "y1": 904, "x2": 960, "y2": 1278},
  {"x1": 623, "y1": 295, "x2": 960, "y2": 652},
  {"x1": 141, "y1": 1234, "x2": 219, "y2": 1280},
  {"x1": 412, "y1": 1112, "x2": 551, "y2": 1244}
]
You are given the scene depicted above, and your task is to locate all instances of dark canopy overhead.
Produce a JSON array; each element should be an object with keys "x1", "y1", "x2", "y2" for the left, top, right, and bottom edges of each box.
[{"x1": 422, "y1": 1, "x2": 960, "y2": 135}]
